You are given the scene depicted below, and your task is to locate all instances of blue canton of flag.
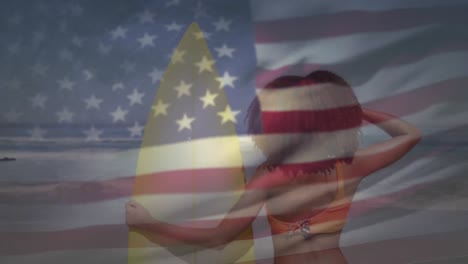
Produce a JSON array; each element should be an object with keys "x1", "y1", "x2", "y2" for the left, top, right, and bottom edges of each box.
[{"x1": 0, "y1": 0, "x2": 257, "y2": 144}]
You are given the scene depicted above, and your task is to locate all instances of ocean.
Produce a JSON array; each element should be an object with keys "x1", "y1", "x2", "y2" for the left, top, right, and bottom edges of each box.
[{"x1": 1, "y1": 131, "x2": 468, "y2": 263}]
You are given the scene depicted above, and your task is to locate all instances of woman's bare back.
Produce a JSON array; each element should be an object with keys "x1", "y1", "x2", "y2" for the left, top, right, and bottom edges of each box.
[
  {"x1": 264, "y1": 162, "x2": 363, "y2": 263},
  {"x1": 265, "y1": 163, "x2": 361, "y2": 222}
]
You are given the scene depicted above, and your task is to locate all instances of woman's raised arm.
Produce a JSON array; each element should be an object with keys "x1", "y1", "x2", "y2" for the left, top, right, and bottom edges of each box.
[{"x1": 351, "y1": 107, "x2": 422, "y2": 177}]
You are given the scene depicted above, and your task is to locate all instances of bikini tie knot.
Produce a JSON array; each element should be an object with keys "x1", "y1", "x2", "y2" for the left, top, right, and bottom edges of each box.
[{"x1": 287, "y1": 219, "x2": 313, "y2": 240}]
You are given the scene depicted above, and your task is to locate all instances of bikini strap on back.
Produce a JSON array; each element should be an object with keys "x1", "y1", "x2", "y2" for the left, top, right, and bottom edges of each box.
[{"x1": 335, "y1": 161, "x2": 346, "y2": 200}]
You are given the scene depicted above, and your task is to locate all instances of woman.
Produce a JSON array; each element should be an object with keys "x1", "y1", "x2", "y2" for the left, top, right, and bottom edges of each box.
[{"x1": 125, "y1": 70, "x2": 422, "y2": 263}]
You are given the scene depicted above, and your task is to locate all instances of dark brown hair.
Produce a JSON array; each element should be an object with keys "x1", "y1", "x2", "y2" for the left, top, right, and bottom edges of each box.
[{"x1": 246, "y1": 70, "x2": 363, "y2": 172}]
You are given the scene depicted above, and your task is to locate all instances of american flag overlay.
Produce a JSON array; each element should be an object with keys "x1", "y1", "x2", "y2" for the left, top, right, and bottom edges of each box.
[{"x1": 2, "y1": 0, "x2": 468, "y2": 263}]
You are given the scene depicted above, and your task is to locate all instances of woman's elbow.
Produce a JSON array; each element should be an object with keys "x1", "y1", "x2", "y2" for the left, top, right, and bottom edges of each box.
[
  {"x1": 210, "y1": 234, "x2": 233, "y2": 250},
  {"x1": 199, "y1": 238, "x2": 225, "y2": 251},
  {"x1": 409, "y1": 127, "x2": 423, "y2": 145},
  {"x1": 402, "y1": 130, "x2": 422, "y2": 154},
  {"x1": 207, "y1": 230, "x2": 240, "y2": 250}
]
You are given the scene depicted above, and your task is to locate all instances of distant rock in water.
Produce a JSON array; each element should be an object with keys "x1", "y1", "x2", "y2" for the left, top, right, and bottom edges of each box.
[{"x1": 0, "y1": 157, "x2": 16, "y2": 162}]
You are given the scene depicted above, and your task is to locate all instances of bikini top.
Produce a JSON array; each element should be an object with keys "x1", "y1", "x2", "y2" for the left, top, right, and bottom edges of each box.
[{"x1": 265, "y1": 161, "x2": 351, "y2": 239}]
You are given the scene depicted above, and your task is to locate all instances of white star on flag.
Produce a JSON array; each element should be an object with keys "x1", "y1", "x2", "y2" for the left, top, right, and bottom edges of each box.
[
  {"x1": 195, "y1": 56, "x2": 215, "y2": 73},
  {"x1": 215, "y1": 44, "x2": 235, "y2": 58},
  {"x1": 217, "y1": 105, "x2": 240, "y2": 124},
  {"x1": 57, "y1": 77, "x2": 75, "y2": 91},
  {"x1": 170, "y1": 49, "x2": 186, "y2": 64},
  {"x1": 112, "y1": 82, "x2": 125, "y2": 91},
  {"x1": 137, "y1": 33, "x2": 157, "y2": 48},
  {"x1": 84, "y1": 94, "x2": 103, "y2": 109},
  {"x1": 56, "y1": 108, "x2": 74, "y2": 123},
  {"x1": 30, "y1": 94, "x2": 47, "y2": 109},
  {"x1": 111, "y1": 26, "x2": 127, "y2": 39},
  {"x1": 127, "y1": 89, "x2": 144, "y2": 106},
  {"x1": 83, "y1": 126, "x2": 103, "y2": 141},
  {"x1": 174, "y1": 80, "x2": 192, "y2": 97},
  {"x1": 128, "y1": 122, "x2": 144, "y2": 137},
  {"x1": 151, "y1": 100, "x2": 170, "y2": 117},
  {"x1": 120, "y1": 61, "x2": 136, "y2": 74},
  {"x1": 199, "y1": 90, "x2": 218, "y2": 108},
  {"x1": 213, "y1": 17, "x2": 231, "y2": 31},
  {"x1": 216, "y1": 71, "x2": 237, "y2": 89},
  {"x1": 176, "y1": 113, "x2": 195, "y2": 131},
  {"x1": 110, "y1": 106, "x2": 128, "y2": 123}
]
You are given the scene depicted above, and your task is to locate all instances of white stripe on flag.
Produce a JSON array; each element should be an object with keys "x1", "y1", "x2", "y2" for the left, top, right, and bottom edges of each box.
[
  {"x1": 255, "y1": 25, "x2": 433, "y2": 68},
  {"x1": 136, "y1": 136, "x2": 255, "y2": 174},
  {"x1": 404, "y1": 102, "x2": 468, "y2": 134},
  {"x1": 356, "y1": 51, "x2": 468, "y2": 103},
  {"x1": 256, "y1": 83, "x2": 354, "y2": 111},
  {"x1": 354, "y1": 159, "x2": 468, "y2": 201}
]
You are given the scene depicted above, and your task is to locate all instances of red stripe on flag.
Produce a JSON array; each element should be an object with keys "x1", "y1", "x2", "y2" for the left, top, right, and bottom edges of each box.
[{"x1": 261, "y1": 106, "x2": 362, "y2": 133}]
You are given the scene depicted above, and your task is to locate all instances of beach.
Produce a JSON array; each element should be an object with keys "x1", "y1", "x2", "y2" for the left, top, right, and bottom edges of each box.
[{"x1": 1, "y1": 134, "x2": 468, "y2": 263}]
